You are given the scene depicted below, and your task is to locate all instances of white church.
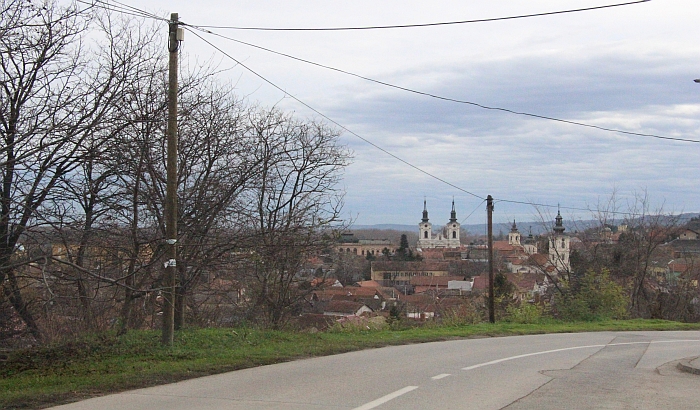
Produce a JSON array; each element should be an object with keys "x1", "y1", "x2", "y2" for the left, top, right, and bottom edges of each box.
[{"x1": 417, "y1": 200, "x2": 461, "y2": 249}]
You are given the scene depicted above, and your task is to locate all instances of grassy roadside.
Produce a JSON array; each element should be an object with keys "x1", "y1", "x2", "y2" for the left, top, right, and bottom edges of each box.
[{"x1": 2, "y1": 319, "x2": 699, "y2": 409}]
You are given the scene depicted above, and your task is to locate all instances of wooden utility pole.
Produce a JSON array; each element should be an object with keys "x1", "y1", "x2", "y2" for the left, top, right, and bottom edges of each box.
[
  {"x1": 487, "y1": 195, "x2": 495, "y2": 323},
  {"x1": 162, "y1": 12, "x2": 180, "y2": 346}
]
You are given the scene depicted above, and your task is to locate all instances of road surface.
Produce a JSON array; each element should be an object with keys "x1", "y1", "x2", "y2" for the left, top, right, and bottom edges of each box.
[{"x1": 50, "y1": 331, "x2": 700, "y2": 409}]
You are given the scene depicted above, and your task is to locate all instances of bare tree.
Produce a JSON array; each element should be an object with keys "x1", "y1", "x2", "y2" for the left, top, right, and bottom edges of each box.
[
  {"x1": 1, "y1": 2, "x2": 353, "y2": 340},
  {"x1": 0, "y1": 0, "x2": 140, "y2": 339},
  {"x1": 239, "y1": 108, "x2": 350, "y2": 328},
  {"x1": 554, "y1": 191, "x2": 681, "y2": 318}
]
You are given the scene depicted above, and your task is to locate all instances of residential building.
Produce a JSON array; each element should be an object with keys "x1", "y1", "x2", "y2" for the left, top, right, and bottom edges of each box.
[
  {"x1": 336, "y1": 237, "x2": 394, "y2": 257},
  {"x1": 371, "y1": 261, "x2": 450, "y2": 287}
]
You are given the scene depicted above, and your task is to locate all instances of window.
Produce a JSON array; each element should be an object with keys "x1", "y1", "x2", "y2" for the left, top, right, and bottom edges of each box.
[
  {"x1": 452, "y1": 231, "x2": 456, "y2": 239},
  {"x1": 424, "y1": 231, "x2": 428, "y2": 238}
]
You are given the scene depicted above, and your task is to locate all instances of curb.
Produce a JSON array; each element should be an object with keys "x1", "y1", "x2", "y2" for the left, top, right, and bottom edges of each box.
[{"x1": 677, "y1": 357, "x2": 700, "y2": 375}]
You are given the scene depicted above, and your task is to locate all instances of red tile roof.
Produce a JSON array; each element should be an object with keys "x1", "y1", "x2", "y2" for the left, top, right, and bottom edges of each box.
[
  {"x1": 324, "y1": 300, "x2": 371, "y2": 315},
  {"x1": 472, "y1": 275, "x2": 488, "y2": 290},
  {"x1": 355, "y1": 280, "x2": 381, "y2": 288}
]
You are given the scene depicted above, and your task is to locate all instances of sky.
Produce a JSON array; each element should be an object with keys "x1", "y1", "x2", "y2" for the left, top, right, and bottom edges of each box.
[{"x1": 106, "y1": 0, "x2": 700, "y2": 227}]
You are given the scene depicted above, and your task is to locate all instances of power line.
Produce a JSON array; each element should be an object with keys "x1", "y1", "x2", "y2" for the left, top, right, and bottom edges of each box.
[
  {"x1": 185, "y1": 26, "x2": 700, "y2": 144},
  {"x1": 186, "y1": 28, "x2": 485, "y2": 201},
  {"x1": 94, "y1": 0, "x2": 166, "y2": 20},
  {"x1": 493, "y1": 197, "x2": 641, "y2": 217},
  {"x1": 187, "y1": 27, "x2": 688, "y2": 220},
  {"x1": 191, "y1": 1, "x2": 650, "y2": 31},
  {"x1": 74, "y1": 3, "x2": 678, "y2": 220},
  {"x1": 461, "y1": 199, "x2": 486, "y2": 224},
  {"x1": 76, "y1": 0, "x2": 169, "y2": 22},
  {"x1": 85, "y1": 1, "x2": 696, "y2": 144}
]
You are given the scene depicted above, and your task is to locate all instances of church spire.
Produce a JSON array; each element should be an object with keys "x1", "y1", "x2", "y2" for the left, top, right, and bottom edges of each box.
[
  {"x1": 511, "y1": 219, "x2": 518, "y2": 233},
  {"x1": 553, "y1": 210, "x2": 565, "y2": 234},
  {"x1": 449, "y1": 198, "x2": 457, "y2": 222},
  {"x1": 422, "y1": 198, "x2": 429, "y2": 222}
]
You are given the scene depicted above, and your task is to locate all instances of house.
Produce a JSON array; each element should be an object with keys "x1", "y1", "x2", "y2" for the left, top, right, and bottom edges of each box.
[
  {"x1": 354, "y1": 280, "x2": 381, "y2": 287},
  {"x1": 665, "y1": 238, "x2": 700, "y2": 259},
  {"x1": 401, "y1": 294, "x2": 438, "y2": 319},
  {"x1": 370, "y1": 261, "x2": 450, "y2": 287},
  {"x1": 680, "y1": 229, "x2": 700, "y2": 241},
  {"x1": 493, "y1": 221, "x2": 540, "y2": 274},
  {"x1": 336, "y1": 235, "x2": 394, "y2": 257},
  {"x1": 322, "y1": 300, "x2": 373, "y2": 317},
  {"x1": 310, "y1": 277, "x2": 343, "y2": 288},
  {"x1": 472, "y1": 275, "x2": 488, "y2": 292},
  {"x1": 410, "y1": 275, "x2": 468, "y2": 294},
  {"x1": 309, "y1": 287, "x2": 386, "y2": 312},
  {"x1": 504, "y1": 273, "x2": 548, "y2": 301},
  {"x1": 469, "y1": 272, "x2": 546, "y2": 301}
]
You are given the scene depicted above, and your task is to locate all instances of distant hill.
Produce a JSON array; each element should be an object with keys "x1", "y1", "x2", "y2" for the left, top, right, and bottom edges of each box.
[
  {"x1": 351, "y1": 213, "x2": 700, "y2": 238},
  {"x1": 350, "y1": 222, "x2": 553, "y2": 236},
  {"x1": 351, "y1": 224, "x2": 416, "y2": 232}
]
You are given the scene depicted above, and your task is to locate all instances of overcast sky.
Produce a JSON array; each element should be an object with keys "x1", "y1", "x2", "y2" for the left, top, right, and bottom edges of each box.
[{"x1": 124, "y1": 0, "x2": 700, "y2": 227}]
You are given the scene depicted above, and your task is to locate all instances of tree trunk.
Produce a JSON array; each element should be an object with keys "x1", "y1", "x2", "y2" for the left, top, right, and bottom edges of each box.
[{"x1": 3, "y1": 270, "x2": 41, "y2": 341}]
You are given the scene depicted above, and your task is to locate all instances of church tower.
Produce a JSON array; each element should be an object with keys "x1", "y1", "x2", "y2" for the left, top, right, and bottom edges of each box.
[
  {"x1": 523, "y1": 227, "x2": 537, "y2": 255},
  {"x1": 508, "y1": 220, "x2": 521, "y2": 246},
  {"x1": 548, "y1": 210, "x2": 571, "y2": 273},
  {"x1": 417, "y1": 199, "x2": 433, "y2": 248},
  {"x1": 445, "y1": 199, "x2": 461, "y2": 247}
]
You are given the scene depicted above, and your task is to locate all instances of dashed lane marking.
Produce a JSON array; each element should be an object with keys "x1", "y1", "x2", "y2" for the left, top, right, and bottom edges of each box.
[{"x1": 351, "y1": 386, "x2": 419, "y2": 410}]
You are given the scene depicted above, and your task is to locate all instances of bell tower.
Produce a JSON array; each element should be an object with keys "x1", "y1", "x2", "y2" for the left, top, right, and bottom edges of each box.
[
  {"x1": 508, "y1": 220, "x2": 521, "y2": 246},
  {"x1": 548, "y1": 210, "x2": 571, "y2": 274},
  {"x1": 418, "y1": 199, "x2": 433, "y2": 248},
  {"x1": 445, "y1": 199, "x2": 460, "y2": 247}
]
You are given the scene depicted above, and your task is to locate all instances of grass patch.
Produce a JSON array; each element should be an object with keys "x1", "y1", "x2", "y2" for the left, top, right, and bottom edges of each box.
[{"x1": 2, "y1": 319, "x2": 699, "y2": 409}]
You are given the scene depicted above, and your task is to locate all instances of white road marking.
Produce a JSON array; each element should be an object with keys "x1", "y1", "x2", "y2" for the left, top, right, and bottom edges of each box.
[
  {"x1": 352, "y1": 386, "x2": 419, "y2": 410},
  {"x1": 462, "y1": 339, "x2": 700, "y2": 371},
  {"x1": 349, "y1": 339, "x2": 700, "y2": 409}
]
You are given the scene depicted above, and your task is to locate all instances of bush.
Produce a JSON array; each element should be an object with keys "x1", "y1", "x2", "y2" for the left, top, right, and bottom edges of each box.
[
  {"x1": 328, "y1": 316, "x2": 387, "y2": 332},
  {"x1": 555, "y1": 269, "x2": 628, "y2": 321},
  {"x1": 439, "y1": 301, "x2": 484, "y2": 326},
  {"x1": 506, "y1": 303, "x2": 545, "y2": 324}
]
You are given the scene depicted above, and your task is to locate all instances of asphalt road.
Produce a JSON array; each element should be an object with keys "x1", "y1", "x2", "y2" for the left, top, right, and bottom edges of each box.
[{"x1": 50, "y1": 331, "x2": 700, "y2": 410}]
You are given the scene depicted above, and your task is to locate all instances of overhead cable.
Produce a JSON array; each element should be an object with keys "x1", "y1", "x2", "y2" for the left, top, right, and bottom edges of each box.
[
  {"x1": 191, "y1": 1, "x2": 650, "y2": 31},
  {"x1": 186, "y1": 26, "x2": 699, "y2": 144},
  {"x1": 186, "y1": 28, "x2": 485, "y2": 201}
]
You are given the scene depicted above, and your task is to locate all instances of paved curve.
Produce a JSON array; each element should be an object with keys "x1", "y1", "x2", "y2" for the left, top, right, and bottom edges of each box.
[{"x1": 50, "y1": 331, "x2": 700, "y2": 410}]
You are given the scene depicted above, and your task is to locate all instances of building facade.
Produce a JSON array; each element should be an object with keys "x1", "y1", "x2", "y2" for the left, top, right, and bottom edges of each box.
[
  {"x1": 417, "y1": 200, "x2": 461, "y2": 249},
  {"x1": 548, "y1": 210, "x2": 571, "y2": 273}
]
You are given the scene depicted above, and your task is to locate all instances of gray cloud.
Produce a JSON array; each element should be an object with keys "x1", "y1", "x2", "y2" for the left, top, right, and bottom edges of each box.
[{"x1": 140, "y1": 0, "x2": 700, "y2": 225}]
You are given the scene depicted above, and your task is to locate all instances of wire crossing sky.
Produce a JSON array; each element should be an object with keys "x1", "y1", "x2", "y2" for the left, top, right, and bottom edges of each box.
[
  {"x1": 188, "y1": 0, "x2": 651, "y2": 31},
  {"x1": 84, "y1": 0, "x2": 700, "y2": 225}
]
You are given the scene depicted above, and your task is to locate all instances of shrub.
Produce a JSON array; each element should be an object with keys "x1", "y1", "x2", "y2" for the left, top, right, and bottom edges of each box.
[
  {"x1": 555, "y1": 269, "x2": 628, "y2": 321},
  {"x1": 506, "y1": 303, "x2": 545, "y2": 324},
  {"x1": 439, "y1": 301, "x2": 484, "y2": 326}
]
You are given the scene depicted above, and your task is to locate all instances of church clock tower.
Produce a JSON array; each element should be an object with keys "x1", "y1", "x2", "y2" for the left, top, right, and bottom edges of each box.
[
  {"x1": 418, "y1": 199, "x2": 433, "y2": 248},
  {"x1": 445, "y1": 200, "x2": 461, "y2": 247},
  {"x1": 548, "y1": 210, "x2": 571, "y2": 274}
]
